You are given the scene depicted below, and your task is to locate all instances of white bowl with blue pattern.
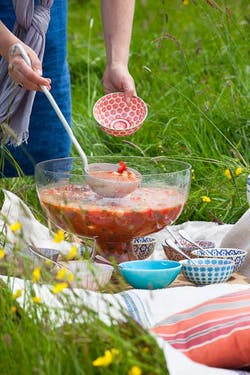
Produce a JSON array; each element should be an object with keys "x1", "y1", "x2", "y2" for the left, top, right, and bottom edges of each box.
[
  {"x1": 191, "y1": 248, "x2": 247, "y2": 272},
  {"x1": 181, "y1": 258, "x2": 235, "y2": 285},
  {"x1": 132, "y1": 237, "x2": 156, "y2": 260}
]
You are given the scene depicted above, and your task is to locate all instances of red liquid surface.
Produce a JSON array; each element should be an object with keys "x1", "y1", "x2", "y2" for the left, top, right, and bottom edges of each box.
[{"x1": 40, "y1": 185, "x2": 185, "y2": 261}]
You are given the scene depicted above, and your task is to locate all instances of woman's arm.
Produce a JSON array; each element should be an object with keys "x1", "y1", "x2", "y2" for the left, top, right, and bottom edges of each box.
[
  {"x1": 101, "y1": 0, "x2": 136, "y2": 97},
  {"x1": 0, "y1": 21, "x2": 50, "y2": 90}
]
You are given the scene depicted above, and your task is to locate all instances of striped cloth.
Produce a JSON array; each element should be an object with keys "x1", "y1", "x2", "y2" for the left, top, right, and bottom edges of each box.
[{"x1": 152, "y1": 289, "x2": 250, "y2": 369}]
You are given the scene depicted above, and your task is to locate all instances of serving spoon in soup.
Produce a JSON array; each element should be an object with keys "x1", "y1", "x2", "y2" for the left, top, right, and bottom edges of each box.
[{"x1": 13, "y1": 44, "x2": 141, "y2": 198}]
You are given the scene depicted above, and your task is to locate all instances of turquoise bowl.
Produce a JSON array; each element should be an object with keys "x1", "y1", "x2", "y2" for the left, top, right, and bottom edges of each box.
[{"x1": 118, "y1": 259, "x2": 182, "y2": 289}]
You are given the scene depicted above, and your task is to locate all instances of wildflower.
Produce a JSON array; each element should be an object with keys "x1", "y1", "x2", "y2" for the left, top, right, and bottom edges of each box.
[
  {"x1": 9, "y1": 221, "x2": 22, "y2": 232},
  {"x1": 11, "y1": 306, "x2": 17, "y2": 314},
  {"x1": 128, "y1": 366, "x2": 142, "y2": 375},
  {"x1": 66, "y1": 245, "x2": 77, "y2": 260},
  {"x1": 182, "y1": 0, "x2": 189, "y2": 5},
  {"x1": 92, "y1": 350, "x2": 113, "y2": 367},
  {"x1": 201, "y1": 195, "x2": 211, "y2": 203},
  {"x1": 31, "y1": 296, "x2": 42, "y2": 304},
  {"x1": 56, "y1": 267, "x2": 67, "y2": 280},
  {"x1": 224, "y1": 169, "x2": 232, "y2": 180},
  {"x1": 51, "y1": 282, "x2": 68, "y2": 294},
  {"x1": 53, "y1": 229, "x2": 65, "y2": 243},
  {"x1": 0, "y1": 248, "x2": 5, "y2": 259},
  {"x1": 32, "y1": 267, "x2": 41, "y2": 283},
  {"x1": 235, "y1": 167, "x2": 243, "y2": 176},
  {"x1": 67, "y1": 272, "x2": 74, "y2": 282},
  {"x1": 12, "y1": 289, "x2": 22, "y2": 300}
]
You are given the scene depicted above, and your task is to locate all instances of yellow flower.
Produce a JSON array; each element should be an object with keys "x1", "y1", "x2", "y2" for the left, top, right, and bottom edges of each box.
[
  {"x1": 92, "y1": 350, "x2": 113, "y2": 367},
  {"x1": 9, "y1": 221, "x2": 22, "y2": 232},
  {"x1": 51, "y1": 282, "x2": 68, "y2": 294},
  {"x1": 201, "y1": 195, "x2": 211, "y2": 203},
  {"x1": 12, "y1": 289, "x2": 22, "y2": 300},
  {"x1": 182, "y1": 0, "x2": 189, "y2": 5},
  {"x1": 128, "y1": 366, "x2": 142, "y2": 375},
  {"x1": 11, "y1": 306, "x2": 17, "y2": 313},
  {"x1": 224, "y1": 169, "x2": 232, "y2": 180},
  {"x1": 67, "y1": 272, "x2": 74, "y2": 282},
  {"x1": 235, "y1": 167, "x2": 243, "y2": 176},
  {"x1": 32, "y1": 267, "x2": 41, "y2": 283},
  {"x1": 56, "y1": 267, "x2": 67, "y2": 280},
  {"x1": 31, "y1": 296, "x2": 42, "y2": 304},
  {"x1": 53, "y1": 229, "x2": 65, "y2": 243},
  {"x1": 66, "y1": 245, "x2": 78, "y2": 260},
  {"x1": 0, "y1": 249, "x2": 5, "y2": 259}
]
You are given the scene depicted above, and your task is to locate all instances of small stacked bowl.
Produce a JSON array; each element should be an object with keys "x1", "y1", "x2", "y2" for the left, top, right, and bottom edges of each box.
[
  {"x1": 181, "y1": 258, "x2": 235, "y2": 285},
  {"x1": 162, "y1": 239, "x2": 215, "y2": 262},
  {"x1": 132, "y1": 236, "x2": 156, "y2": 260},
  {"x1": 191, "y1": 248, "x2": 248, "y2": 272}
]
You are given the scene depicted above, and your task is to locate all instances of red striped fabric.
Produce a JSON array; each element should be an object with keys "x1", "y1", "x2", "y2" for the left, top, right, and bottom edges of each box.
[{"x1": 151, "y1": 289, "x2": 250, "y2": 369}]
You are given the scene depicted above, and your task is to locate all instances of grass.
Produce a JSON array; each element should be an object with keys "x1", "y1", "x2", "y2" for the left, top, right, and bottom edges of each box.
[{"x1": 0, "y1": 0, "x2": 250, "y2": 373}]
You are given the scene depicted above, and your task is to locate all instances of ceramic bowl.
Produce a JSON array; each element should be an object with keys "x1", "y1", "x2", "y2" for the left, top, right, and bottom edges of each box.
[
  {"x1": 191, "y1": 248, "x2": 248, "y2": 272},
  {"x1": 60, "y1": 260, "x2": 114, "y2": 290},
  {"x1": 162, "y1": 239, "x2": 215, "y2": 262},
  {"x1": 118, "y1": 259, "x2": 182, "y2": 289},
  {"x1": 181, "y1": 258, "x2": 235, "y2": 285},
  {"x1": 132, "y1": 236, "x2": 156, "y2": 260},
  {"x1": 93, "y1": 92, "x2": 148, "y2": 137}
]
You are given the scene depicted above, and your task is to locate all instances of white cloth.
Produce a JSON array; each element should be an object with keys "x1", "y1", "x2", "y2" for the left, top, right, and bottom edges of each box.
[{"x1": 1, "y1": 190, "x2": 250, "y2": 375}]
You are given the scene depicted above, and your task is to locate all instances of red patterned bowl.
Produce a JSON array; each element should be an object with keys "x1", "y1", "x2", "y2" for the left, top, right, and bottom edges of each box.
[{"x1": 93, "y1": 92, "x2": 148, "y2": 137}]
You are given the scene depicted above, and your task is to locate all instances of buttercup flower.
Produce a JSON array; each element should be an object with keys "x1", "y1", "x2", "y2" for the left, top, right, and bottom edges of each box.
[
  {"x1": 11, "y1": 306, "x2": 17, "y2": 314},
  {"x1": 31, "y1": 296, "x2": 42, "y2": 304},
  {"x1": 182, "y1": 0, "x2": 189, "y2": 5},
  {"x1": 235, "y1": 167, "x2": 243, "y2": 176},
  {"x1": 53, "y1": 229, "x2": 65, "y2": 243},
  {"x1": 51, "y1": 282, "x2": 68, "y2": 294},
  {"x1": 67, "y1": 273, "x2": 74, "y2": 282},
  {"x1": 0, "y1": 248, "x2": 5, "y2": 259},
  {"x1": 224, "y1": 169, "x2": 232, "y2": 179},
  {"x1": 32, "y1": 267, "x2": 41, "y2": 283},
  {"x1": 128, "y1": 366, "x2": 142, "y2": 375},
  {"x1": 66, "y1": 245, "x2": 77, "y2": 260},
  {"x1": 9, "y1": 221, "x2": 22, "y2": 232},
  {"x1": 56, "y1": 267, "x2": 67, "y2": 280},
  {"x1": 201, "y1": 195, "x2": 211, "y2": 203},
  {"x1": 12, "y1": 289, "x2": 22, "y2": 300},
  {"x1": 92, "y1": 350, "x2": 113, "y2": 367}
]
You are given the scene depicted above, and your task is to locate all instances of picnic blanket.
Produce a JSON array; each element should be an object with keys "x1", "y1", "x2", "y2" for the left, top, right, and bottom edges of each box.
[{"x1": 1, "y1": 189, "x2": 250, "y2": 375}]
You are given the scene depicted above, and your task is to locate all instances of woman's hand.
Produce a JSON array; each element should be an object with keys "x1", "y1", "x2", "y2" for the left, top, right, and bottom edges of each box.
[
  {"x1": 8, "y1": 43, "x2": 51, "y2": 91},
  {"x1": 103, "y1": 63, "x2": 136, "y2": 99}
]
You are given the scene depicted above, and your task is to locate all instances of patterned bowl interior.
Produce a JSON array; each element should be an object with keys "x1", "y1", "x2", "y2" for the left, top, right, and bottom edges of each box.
[
  {"x1": 191, "y1": 248, "x2": 248, "y2": 272},
  {"x1": 133, "y1": 237, "x2": 156, "y2": 260},
  {"x1": 93, "y1": 93, "x2": 148, "y2": 137},
  {"x1": 181, "y1": 258, "x2": 235, "y2": 285},
  {"x1": 162, "y1": 239, "x2": 215, "y2": 262}
]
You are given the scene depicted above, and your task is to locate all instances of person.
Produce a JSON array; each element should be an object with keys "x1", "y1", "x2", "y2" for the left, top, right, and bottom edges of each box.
[{"x1": 0, "y1": 1, "x2": 136, "y2": 177}]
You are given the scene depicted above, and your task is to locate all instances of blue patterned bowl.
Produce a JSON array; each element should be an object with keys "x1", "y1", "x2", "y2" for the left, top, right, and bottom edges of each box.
[
  {"x1": 132, "y1": 237, "x2": 156, "y2": 260},
  {"x1": 118, "y1": 259, "x2": 182, "y2": 289},
  {"x1": 181, "y1": 258, "x2": 235, "y2": 285},
  {"x1": 191, "y1": 248, "x2": 248, "y2": 272}
]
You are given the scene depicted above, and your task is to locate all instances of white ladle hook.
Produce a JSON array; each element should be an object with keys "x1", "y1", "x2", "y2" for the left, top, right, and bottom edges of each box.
[{"x1": 11, "y1": 43, "x2": 89, "y2": 172}]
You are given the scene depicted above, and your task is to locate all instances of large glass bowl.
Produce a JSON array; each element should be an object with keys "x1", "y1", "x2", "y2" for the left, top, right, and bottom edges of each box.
[{"x1": 35, "y1": 156, "x2": 191, "y2": 262}]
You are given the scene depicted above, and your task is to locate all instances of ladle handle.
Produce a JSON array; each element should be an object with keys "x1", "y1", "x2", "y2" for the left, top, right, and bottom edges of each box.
[
  {"x1": 11, "y1": 43, "x2": 89, "y2": 172},
  {"x1": 165, "y1": 238, "x2": 197, "y2": 265}
]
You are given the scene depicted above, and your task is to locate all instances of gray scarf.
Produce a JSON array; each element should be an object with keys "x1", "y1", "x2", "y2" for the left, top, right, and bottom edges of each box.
[{"x1": 0, "y1": 0, "x2": 54, "y2": 146}]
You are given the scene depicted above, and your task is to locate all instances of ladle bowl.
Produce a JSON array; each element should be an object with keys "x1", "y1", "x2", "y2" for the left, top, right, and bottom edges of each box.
[{"x1": 35, "y1": 156, "x2": 191, "y2": 263}]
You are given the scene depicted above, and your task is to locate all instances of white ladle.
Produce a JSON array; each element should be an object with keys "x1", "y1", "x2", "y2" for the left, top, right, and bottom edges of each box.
[
  {"x1": 166, "y1": 226, "x2": 183, "y2": 247},
  {"x1": 178, "y1": 229, "x2": 212, "y2": 256},
  {"x1": 13, "y1": 43, "x2": 141, "y2": 198},
  {"x1": 165, "y1": 239, "x2": 197, "y2": 265}
]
